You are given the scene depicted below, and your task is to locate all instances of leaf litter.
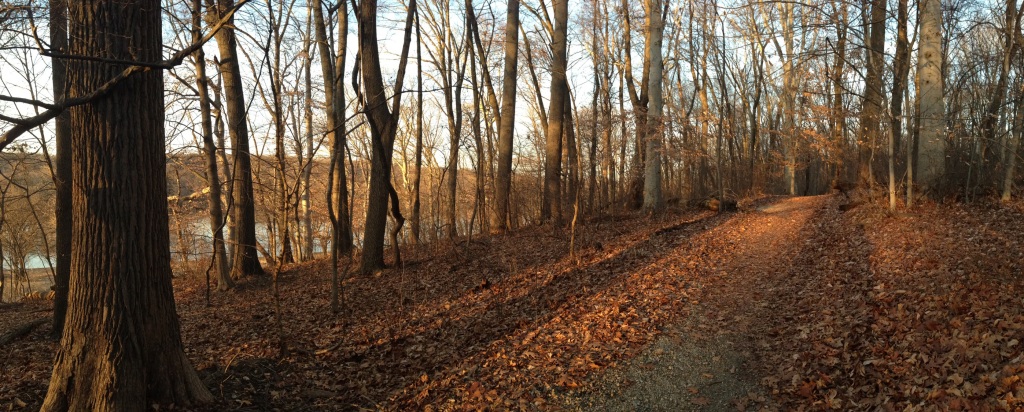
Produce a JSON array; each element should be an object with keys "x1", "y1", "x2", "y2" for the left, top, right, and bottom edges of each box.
[{"x1": 1, "y1": 195, "x2": 1023, "y2": 411}]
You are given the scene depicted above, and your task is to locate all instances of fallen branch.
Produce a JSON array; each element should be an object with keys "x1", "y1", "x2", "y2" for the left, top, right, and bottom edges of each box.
[{"x1": 0, "y1": 317, "x2": 47, "y2": 347}]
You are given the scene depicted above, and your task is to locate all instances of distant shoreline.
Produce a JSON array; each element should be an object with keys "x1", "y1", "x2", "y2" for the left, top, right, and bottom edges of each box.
[{"x1": 1, "y1": 267, "x2": 54, "y2": 302}]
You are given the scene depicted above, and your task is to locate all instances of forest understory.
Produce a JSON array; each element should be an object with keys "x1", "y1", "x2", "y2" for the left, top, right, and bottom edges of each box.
[{"x1": 3, "y1": 194, "x2": 1024, "y2": 411}]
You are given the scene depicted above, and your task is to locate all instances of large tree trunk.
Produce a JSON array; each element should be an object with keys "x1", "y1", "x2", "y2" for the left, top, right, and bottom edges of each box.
[
  {"x1": 41, "y1": 1, "x2": 212, "y2": 409},
  {"x1": 49, "y1": 0, "x2": 71, "y2": 339},
  {"x1": 194, "y1": 0, "x2": 232, "y2": 290},
  {"x1": 542, "y1": 0, "x2": 569, "y2": 225},
  {"x1": 491, "y1": 0, "x2": 519, "y2": 233},
  {"x1": 917, "y1": 0, "x2": 946, "y2": 195},
  {"x1": 209, "y1": 0, "x2": 264, "y2": 278},
  {"x1": 642, "y1": 0, "x2": 665, "y2": 211}
]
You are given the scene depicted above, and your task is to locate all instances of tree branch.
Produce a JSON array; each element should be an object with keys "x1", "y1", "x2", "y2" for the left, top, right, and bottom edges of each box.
[{"x1": 0, "y1": 0, "x2": 252, "y2": 152}]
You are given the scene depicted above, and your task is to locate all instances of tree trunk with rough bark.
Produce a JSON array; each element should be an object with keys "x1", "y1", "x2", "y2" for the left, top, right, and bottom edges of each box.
[
  {"x1": 411, "y1": 7, "x2": 424, "y2": 242},
  {"x1": 41, "y1": 1, "x2": 213, "y2": 409},
  {"x1": 621, "y1": 0, "x2": 651, "y2": 209}
]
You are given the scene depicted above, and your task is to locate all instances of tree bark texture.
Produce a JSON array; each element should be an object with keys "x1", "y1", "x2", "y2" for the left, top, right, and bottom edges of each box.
[{"x1": 42, "y1": 1, "x2": 212, "y2": 409}]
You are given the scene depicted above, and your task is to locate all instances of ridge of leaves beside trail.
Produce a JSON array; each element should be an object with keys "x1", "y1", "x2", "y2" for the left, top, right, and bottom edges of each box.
[
  {"x1": 749, "y1": 198, "x2": 1024, "y2": 410},
  {"x1": 171, "y1": 204, "x2": 735, "y2": 411}
]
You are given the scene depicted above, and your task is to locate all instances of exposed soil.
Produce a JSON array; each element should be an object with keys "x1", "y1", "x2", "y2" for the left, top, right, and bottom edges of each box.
[{"x1": 3, "y1": 195, "x2": 1024, "y2": 411}]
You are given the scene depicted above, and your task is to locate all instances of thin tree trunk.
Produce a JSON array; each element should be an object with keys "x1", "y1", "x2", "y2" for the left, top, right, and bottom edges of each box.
[
  {"x1": 565, "y1": 91, "x2": 579, "y2": 213},
  {"x1": 643, "y1": 0, "x2": 665, "y2": 211},
  {"x1": 589, "y1": 4, "x2": 600, "y2": 213},
  {"x1": 889, "y1": 0, "x2": 910, "y2": 210},
  {"x1": 194, "y1": 0, "x2": 232, "y2": 290},
  {"x1": 831, "y1": 3, "x2": 847, "y2": 184},
  {"x1": 860, "y1": 0, "x2": 886, "y2": 192},
  {"x1": 491, "y1": 0, "x2": 519, "y2": 233},
  {"x1": 209, "y1": 0, "x2": 264, "y2": 278},
  {"x1": 49, "y1": 0, "x2": 71, "y2": 339},
  {"x1": 1004, "y1": 90, "x2": 1023, "y2": 201},
  {"x1": 357, "y1": 0, "x2": 415, "y2": 273},
  {"x1": 300, "y1": 10, "x2": 315, "y2": 261},
  {"x1": 542, "y1": 0, "x2": 569, "y2": 225},
  {"x1": 412, "y1": 7, "x2": 424, "y2": 243},
  {"x1": 780, "y1": 1, "x2": 798, "y2": 195},
  {"x1": 982, "y1": 0, "x2": 1022, "y2": 189},
  {"x1": 466, "y1": 7, "x2": 487, "y2": 235}
]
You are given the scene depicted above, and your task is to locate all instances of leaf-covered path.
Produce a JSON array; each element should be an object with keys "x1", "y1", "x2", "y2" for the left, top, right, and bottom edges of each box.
[
  {"x1": 573, "y1": 195, "x2": 827, "y2": 410},
  {"x1": 4, "y1": 195, "x2": 1024, "y2": 411}
]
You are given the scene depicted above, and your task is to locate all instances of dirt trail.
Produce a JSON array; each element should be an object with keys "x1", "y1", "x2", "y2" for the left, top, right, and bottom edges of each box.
[{"x1": 573, "y1": 195, "x2": 831, "y2": 411}]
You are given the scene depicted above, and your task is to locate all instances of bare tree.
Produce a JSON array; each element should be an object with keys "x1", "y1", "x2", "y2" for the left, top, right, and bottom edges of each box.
[
  {"x1": 208, "y1": 0, "x2": 265, "y2": 278},
  {"x1": 356, "y1": 0, "x2": 415, "y2": 273},
  {"x1": 889, "y1": 0, "x2": 911, "y2": 210},
  {"x1": 191, "y1": 0, "x2": 233, "y2": 291},
  {"x1": 491, "y1": 0, "x2": 519, "y2": 233},
  {"x1": 642, "y1": 0, "x2": 665, "y2": 211},
  {"x1": 542, "y1": 0, "x2": 568, "y2": 225}
]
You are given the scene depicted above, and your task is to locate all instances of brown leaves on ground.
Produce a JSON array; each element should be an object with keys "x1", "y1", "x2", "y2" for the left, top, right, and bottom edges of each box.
[
  {"x1": 738, "y1": 197, "x2": 1024, "y2": 410},
  {"x1": 2, "y1": 195, "x2": 1024, "y2": 411}
]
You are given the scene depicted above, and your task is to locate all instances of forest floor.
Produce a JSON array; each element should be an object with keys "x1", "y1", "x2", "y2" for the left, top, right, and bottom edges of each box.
[{"x1": 4, "y1": 194, "x2": 1024, "y2": 411}]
